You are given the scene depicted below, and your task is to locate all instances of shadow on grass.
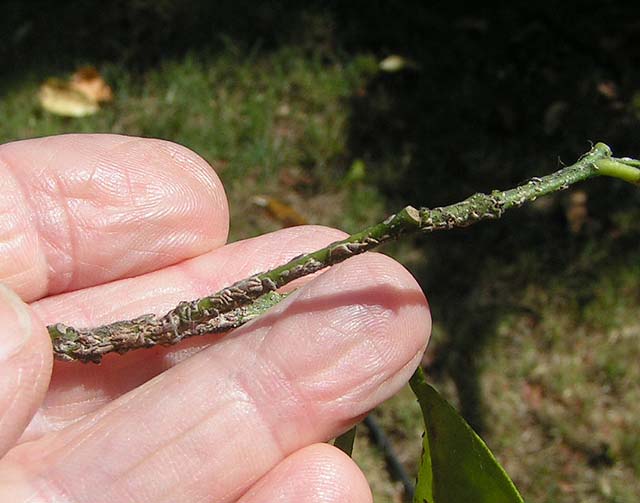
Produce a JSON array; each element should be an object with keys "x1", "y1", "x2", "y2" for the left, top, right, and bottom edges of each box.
[{"x1": 333, "y1": 0, "x2": 640, "y2": 432}]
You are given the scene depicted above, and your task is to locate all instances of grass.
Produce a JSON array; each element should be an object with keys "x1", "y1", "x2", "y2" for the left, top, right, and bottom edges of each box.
[
  {"x1": 2, "y1": 5, "x2": 640, "y2": 501},
  {"x1": 0, "y1": 45, "x2": 383, "y2": 240},
  {"x1": 483, "y1": 267, "x2": 640, "y2": 502}
]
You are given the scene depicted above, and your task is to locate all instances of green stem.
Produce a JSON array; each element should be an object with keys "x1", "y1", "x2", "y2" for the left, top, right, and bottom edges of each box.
[
  {"x1": 595, "y1": 158, "x2": 640, "y2": 184},
  {"x1": 49, "y1": 142, "x2": 639, "y2": 363}
]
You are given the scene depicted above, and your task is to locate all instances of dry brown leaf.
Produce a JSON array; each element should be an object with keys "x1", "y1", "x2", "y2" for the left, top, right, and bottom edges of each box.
[
  {"x1": 596, "y1": 81, "x2": 618, "y2": 100},
  {"x1": 252, "y1": 196, "x2": 308, "y2": 227},
  {"x1": 70, "y1": 66, "x2": 113, "y2": 103},
  {"x1": 38, "y1": 78, "x2": 99, "y2": 117}
]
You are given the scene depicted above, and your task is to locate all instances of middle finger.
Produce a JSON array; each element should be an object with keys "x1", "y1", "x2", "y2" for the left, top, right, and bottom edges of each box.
[{"x1": 25, "y1": 226, "x2": 347, "y2": 439}]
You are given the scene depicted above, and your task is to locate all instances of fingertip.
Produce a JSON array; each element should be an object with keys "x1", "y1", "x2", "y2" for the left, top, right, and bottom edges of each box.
[
  {"x1": 89, "y1": 135, "x2": 230, "y2": 253},
  {"x1": 352, "y1": 251, "x2": 431, "y2": 349},
  {"x1": 322, "y1": 252, "x2": 431, "y2": 402},
  {"x1": 339, "y1": 251, "x2": 431, "y2": 355},
  {"x1": 0, "y1": 134, "x2": 230, "y2": 299},
  {"x1": 267, "y1": 251, "x2": 431, "y2": 398},
  {"x1": 239, "y1": 443, "x2": 372, "y2": 503},
  {"x1": 145, "y1": 137, "x2": 230, "y2": 244}
]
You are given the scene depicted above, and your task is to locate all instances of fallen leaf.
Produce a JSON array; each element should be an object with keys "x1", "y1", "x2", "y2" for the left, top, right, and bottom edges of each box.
[
  {"x1": 379, "y1": 55, "x2": 418, "y2": 73},
  {"x1": 252, "y1": 196, "x2": 308, "y2": 227},
  {"x1": 70, "y1": 66, "x2": 113, "y2": 103},
  {"x1": 38, "y1": 78, "x2": 99, "y2": 117},
  {"x1": 596, "y1": 81, "x2": 618, "y2": 100}
]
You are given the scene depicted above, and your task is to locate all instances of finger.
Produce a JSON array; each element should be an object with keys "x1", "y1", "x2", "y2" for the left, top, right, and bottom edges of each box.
[
  {"x1": 0, "y1": 134, "x2": 228, "y2": 302},
  {"x1": 0, "y1": 285, "x2": 52, "y2": 456},
  {"x1": 23, "y1": 226, "x2": 347, "y2": 440},
  {"x1": 238, "y1": 443, "x2": 372, "y2": 503},
  {"x1": 0, "y1": 253, "x2": 430, "y2": 502}
]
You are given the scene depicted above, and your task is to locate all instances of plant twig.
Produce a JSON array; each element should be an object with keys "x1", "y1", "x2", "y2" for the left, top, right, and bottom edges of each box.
[{"x1": 48, "y1": 142, "x2": 639, "y2": 363}]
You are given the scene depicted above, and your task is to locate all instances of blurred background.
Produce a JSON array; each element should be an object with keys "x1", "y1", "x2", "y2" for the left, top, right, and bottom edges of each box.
[{"x1": 2, "y1": 1, "x2": 640, "y2": 501}]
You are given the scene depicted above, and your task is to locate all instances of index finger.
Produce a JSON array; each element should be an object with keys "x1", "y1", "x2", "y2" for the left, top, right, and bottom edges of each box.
[{"x1": 0, "y1": 134, "x2": 228, "y2": 302}]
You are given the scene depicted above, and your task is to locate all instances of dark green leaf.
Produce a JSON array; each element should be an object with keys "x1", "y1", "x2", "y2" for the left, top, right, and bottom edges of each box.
[
  {"x1": 333, "y1": 425, "x2": 357, "y2": 457},
  {"x1": 409, "y1": 368, "x2": 524, "y2": 503}
]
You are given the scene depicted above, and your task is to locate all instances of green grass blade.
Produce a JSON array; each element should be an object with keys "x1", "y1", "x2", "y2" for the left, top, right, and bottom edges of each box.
[{"x1": 409, "y1": 367, "x2": 524, "y2": 503}]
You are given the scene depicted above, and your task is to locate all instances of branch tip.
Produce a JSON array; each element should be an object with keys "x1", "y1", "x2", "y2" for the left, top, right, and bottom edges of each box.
[{"x1": 594, "y1": 158, "x2": 640, "y2": 185}]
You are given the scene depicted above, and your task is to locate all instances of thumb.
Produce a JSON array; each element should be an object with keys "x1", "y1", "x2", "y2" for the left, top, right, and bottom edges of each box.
[{"x1": 0, "y1": 285, "x2": 52, "y2": 457}]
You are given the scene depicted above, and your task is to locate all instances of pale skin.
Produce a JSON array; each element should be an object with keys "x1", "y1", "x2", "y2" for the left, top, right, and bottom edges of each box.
[{"x1": 0, "y1": 134, "x2": 431, "y2": 503}]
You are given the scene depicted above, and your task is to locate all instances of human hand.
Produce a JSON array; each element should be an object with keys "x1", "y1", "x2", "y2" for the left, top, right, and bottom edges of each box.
[{"x1": 0, "y1": 134, "x2": 430, "y2": 502}]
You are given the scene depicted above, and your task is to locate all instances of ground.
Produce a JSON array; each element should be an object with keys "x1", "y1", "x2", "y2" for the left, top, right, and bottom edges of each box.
[{"x1": 2, "y1": 2, "x2": 639, "y2": 501}]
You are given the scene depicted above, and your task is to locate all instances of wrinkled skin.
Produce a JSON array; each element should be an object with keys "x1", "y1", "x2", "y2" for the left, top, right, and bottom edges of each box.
[{"x1": 0, "y1": 134, "x2": 430, "y2": 502}]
